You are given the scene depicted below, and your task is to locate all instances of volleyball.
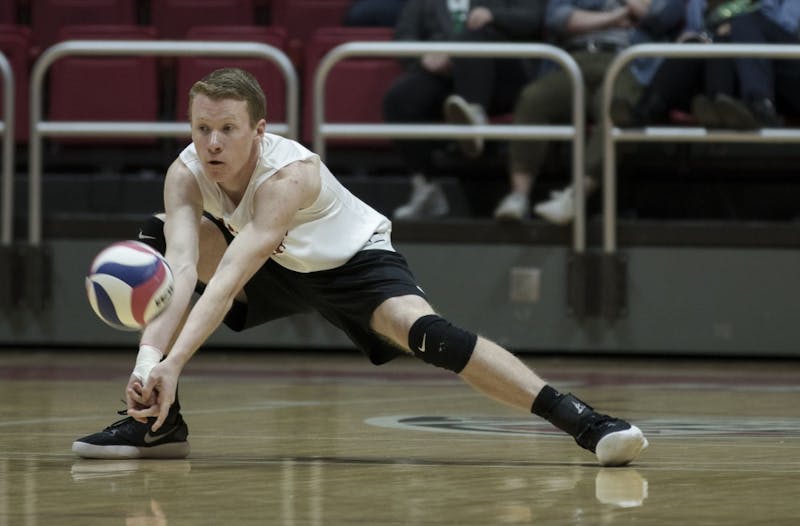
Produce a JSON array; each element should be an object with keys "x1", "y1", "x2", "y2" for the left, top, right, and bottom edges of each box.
[{"x1": 85, "y1": 241, "x2": 174, "y2": 331}]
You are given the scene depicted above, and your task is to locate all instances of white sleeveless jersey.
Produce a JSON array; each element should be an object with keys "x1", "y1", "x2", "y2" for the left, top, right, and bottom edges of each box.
[{"x1": 179, "y1": 133, "x2": 392, "y2": 273}]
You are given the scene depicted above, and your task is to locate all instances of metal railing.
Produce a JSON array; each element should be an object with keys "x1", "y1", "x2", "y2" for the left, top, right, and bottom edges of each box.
[
  {"x1": 28, "y1": 40, "x2": 299, "y2": 246},
  {"x1": 0, "y1": 51, "x2": 13, "y2": 246},
  {"x1": 602, "y1": 43, "x2": 800, "y2": 253},
  {"x1": 312, "y1": 42, "x2": 588, "y2": 251}
]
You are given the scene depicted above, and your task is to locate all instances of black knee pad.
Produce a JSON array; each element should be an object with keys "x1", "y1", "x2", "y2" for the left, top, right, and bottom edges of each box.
[
  {"x1": 137, "y1": 215, "x2": 166, "y2": 256},
  {"x1": 408, "y1": 315, "x2": 477, "y2": 373}
]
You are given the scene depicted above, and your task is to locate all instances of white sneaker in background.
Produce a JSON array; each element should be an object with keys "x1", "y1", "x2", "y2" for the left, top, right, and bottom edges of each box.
[
  {"x1": 443, "y1": 94, "x2": 487, "y2": 158},
  {"x1": 393, "y1": 174, "x2": 450, "y2": 220},
  {"x1": 533, "y1": 177, "x2": 596, "y2": 225},
  {"x1": 493, "y1": 191, "x2": 530, "y2": 221},
  {"x1": 533, "y1": 187, "x2": 576, "y2": 225}
]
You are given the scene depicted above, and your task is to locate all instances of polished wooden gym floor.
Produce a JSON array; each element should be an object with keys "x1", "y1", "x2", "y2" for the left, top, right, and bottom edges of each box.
[{"x1": 1, "y1": 349, "x2": 799, "y2": 525}]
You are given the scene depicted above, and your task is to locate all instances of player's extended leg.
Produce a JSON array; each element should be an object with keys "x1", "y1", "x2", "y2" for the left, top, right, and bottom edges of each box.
[
  {"x1": 72, "y1": 214, "x2": 232, "y2": 459},
  {"x1": 370, "y1": 295, "x2": 648, "y2": 466}
]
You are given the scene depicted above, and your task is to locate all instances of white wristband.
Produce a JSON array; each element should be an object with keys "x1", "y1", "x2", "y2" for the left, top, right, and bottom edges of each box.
[{"x1": 132, "y1": 345, "x2": 163, "y2": 383}]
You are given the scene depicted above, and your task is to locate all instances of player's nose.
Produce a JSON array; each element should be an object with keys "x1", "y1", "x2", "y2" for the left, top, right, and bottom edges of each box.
[{"x1": 208, "y1": 131, "x2": 223, "y2": 150}]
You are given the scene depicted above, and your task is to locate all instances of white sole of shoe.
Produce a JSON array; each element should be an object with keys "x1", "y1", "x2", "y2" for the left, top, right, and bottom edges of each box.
[
  {"x1": 533, "y1": 204, "x2": 573, "y2": 225},
  {"x1": 594, "y1": 425, "x2": 648, "y2": 467},
  {"x1": 71, "y1": 440, "x2": 190, "y2": 459},
  {"x1": 443, "y1": 96, "x2": 484, "y2": 158}
]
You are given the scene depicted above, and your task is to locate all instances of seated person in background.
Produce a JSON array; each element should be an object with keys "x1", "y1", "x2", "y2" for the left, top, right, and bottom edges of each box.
[
  {"x1": 706, "y1": 0, "x2": 800, "y2": 128},
  {"x1": 383, "y1": 0, "x2": 544, "y2": 220},
  {"x1": 344, "y1": 0, "x2": 410, "y2": 27},
  {"x1": 615, "y1": 0, "x2": 800, "y2": 129},
  {"x1": 493, "y1": 0, "x2": 684, "y2": 224}
]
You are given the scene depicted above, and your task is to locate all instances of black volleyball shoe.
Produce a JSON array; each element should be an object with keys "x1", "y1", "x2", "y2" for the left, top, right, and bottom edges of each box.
[{"x1": 72, "y1": 403, "x2": 189, "y2": 459}]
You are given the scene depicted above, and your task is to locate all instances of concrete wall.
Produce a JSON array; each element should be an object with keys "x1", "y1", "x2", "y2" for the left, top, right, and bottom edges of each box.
[{"x1": 1, "y1": 239, "x2": 798, "y2": 357}]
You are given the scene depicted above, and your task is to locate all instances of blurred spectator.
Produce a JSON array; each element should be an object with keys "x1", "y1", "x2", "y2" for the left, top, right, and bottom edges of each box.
[
  {"x1": 383, "y1": 0, "x2": 544, "y2": 220},
  {"x1": 615, "y1": 0, "x2": 800, "y2": 129},
  {"x1": 344, "y1": 0, "x2": 410, "y2": 27},
  {"x1": 493, "y1": 0, "x2": 684, "y2": 224},
  {"x1": 710, "y1": 0, "x2": 800, "y2": 127}
]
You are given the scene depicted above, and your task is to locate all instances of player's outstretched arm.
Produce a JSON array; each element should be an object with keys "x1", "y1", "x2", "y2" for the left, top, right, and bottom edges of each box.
[
  {"x1": 134, "y1": 159, "x2": 321, "y2": 431},
  {"x1": 126, "y1": 159, "x2": 203, "y2": 420}
]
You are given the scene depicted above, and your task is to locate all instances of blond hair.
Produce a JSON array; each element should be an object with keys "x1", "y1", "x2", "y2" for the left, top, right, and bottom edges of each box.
[{"x1": 188, "y1": 68, "x2": 266, "y2": 126}]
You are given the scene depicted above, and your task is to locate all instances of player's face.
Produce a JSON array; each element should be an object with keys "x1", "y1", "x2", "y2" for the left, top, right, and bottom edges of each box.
[{"x1": 190, "y1": 95, "x2": 265, "y2": 187}]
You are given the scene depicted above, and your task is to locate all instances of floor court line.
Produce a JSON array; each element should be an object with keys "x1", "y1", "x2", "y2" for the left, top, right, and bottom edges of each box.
[{"x1": 3, "y1": 351, "x2": 800, "y2": 525}]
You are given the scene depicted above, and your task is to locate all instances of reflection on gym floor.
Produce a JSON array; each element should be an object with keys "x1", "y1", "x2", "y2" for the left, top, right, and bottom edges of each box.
[{"x1": 1, "y1": 350, "x2": 799, "y2": 524}]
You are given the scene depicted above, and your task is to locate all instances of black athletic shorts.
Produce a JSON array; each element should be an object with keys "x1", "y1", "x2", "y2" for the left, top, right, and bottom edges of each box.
[{"x1": 207, "y1": 213, "x2": 426, "y2": 365}]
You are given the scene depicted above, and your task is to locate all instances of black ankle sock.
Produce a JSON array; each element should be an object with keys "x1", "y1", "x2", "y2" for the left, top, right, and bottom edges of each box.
[
  {"x1": 166, "y1": 393, "x2": 181, "y2": 423},
  {"x1": 531, "y1": 385, "x2": 594, "y2": 438},
  {"x1": 145, "y1": 399, "x2": 180, "y2": 427},
  {"x1": 531, "y1": 385, "x2": 561, "y2": 417}
]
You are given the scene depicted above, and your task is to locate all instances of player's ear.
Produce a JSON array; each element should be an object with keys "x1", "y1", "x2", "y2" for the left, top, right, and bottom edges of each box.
[{"x1": 255, "y1": 118, "x2": 266, "y2": 136}]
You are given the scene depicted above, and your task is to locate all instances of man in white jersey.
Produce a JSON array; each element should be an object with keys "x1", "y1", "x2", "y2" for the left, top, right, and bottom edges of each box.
[{"x1": 72, "y1": 68, "x2": 647, "y2": 466}]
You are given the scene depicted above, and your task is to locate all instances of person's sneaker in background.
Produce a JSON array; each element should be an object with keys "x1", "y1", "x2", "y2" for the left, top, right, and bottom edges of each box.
[
  {"x1": 493, "y1": 192, "x2": 530, "y2": 221},
  {"x1": 443, "y1": 94, "x2": 487, "y2": 158},
  {"x1": 393, "y1": 174, "x2": 450, "y2": 220}
]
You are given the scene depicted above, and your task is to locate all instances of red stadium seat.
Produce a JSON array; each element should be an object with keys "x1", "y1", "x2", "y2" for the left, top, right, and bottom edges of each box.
[
  {"x1": 150, "y1": 0, "x2": 257, "y2": 39},
  {"x1": 270, "y1": 0, "x2": 351, "y2": 68},
  {"x1": 302, "y1": 27, "x2": 400, "y2": 145},
  {"x1": 0, "y1": 2, "x2": 16, "y2": 24},
  {"x1": 48, "y1": 25, "x2": 159, "y2": 144},
  {"x1": 30, "y1": 0, "x2": 138, "y2": 55},
  {"x1": 175, "y1": 26, "x2": 288, "y2": 127},
  {"x1": 0, "y1": 25, "x2": 30, "y2": 142}
]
